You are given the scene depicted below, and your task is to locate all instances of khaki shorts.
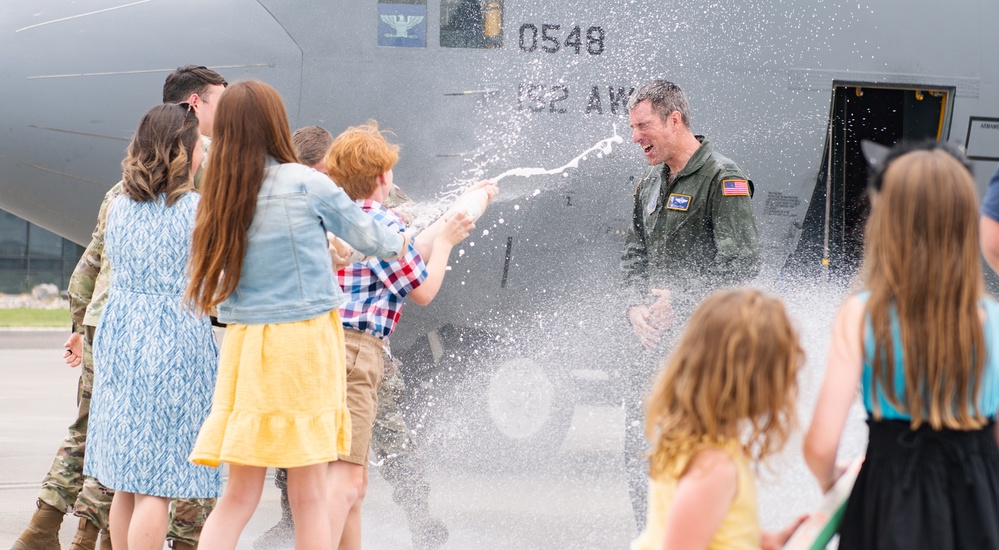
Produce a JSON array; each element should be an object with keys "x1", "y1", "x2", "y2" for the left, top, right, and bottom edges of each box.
[{"x1": 339, "y1": 328, "x2": 385, "y2": 466}]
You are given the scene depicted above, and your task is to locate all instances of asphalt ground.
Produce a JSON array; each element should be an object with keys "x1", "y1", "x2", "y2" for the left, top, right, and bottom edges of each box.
[
  {"x1": 0, "y1": 330, "x2": 636, "y2": 549},
  {"x1": 0, "y1": 307, "x2": 868, "y2": 549}
]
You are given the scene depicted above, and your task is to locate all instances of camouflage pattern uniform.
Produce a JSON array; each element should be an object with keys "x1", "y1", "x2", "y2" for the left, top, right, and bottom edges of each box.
[
  {"x1": 365, "y1": 186, "x2": 447, "y2": 547},
  {"x1": 31, "y1": 182, "x2": 126, "y2": 524},
  {"x1": 369, "y1": 350, "x2": 447, "y2": 547},
  {"x1": 55, "y1": 178, "x2": 215, "y2": 546},
  {"x1": 620, "y1": 137, "x2": 761, "y2": 530}
]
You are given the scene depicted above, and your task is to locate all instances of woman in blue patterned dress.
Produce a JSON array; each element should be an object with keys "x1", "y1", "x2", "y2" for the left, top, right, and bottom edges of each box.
[{"x1": 84, "y1": 103, "x2": 221, "y2": 550}]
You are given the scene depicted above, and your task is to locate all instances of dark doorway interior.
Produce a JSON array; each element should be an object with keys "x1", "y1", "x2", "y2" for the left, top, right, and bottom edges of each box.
[{"x1": 785, "y1": 84, "x2": 951, "y2": 280}]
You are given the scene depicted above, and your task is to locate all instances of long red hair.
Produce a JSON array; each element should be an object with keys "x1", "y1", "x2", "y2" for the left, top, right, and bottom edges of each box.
[{"x1": 185, "y1": 80, "x2": 299, "y2": 314}]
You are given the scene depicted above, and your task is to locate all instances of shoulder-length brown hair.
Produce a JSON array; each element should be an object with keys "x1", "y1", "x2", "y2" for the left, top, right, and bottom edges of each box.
[
  {"x1": 185, "y1": 80, "x2": 298, "y2": 314},
  {"x1": 121, "y1": 103, "x2": 199, "y2": 205},
  {"x1": 863, "y1": 149, "x2": 985, "y2": 430},
  {"x1": 645, "y1": 289, "x2": 802, "y2": 478}
]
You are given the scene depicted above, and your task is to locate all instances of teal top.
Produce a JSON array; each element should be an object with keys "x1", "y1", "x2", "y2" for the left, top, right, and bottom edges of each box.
[{"x1": 860, "y1": 292, "x2": 999, "y2": 420}]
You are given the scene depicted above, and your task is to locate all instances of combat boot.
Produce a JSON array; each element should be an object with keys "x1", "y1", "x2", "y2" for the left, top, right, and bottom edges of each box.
[
  {"x1": 11, "y1": 499, "x2": 65, "y2": 550},
  {"x1": 98, "y1": 530, "x2": 112, "y2": 550},
  {"x1": 68, "y1": 517, "x2": 100, "y2": 550},
  {"x1": 168, "y1": 541, "x2": 195, "y2": 550}
]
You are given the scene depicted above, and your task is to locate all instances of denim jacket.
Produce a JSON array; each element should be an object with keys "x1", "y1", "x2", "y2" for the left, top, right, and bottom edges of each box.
[{"x1": 217, "y1": 160, "x2": 404, "y2": 325}]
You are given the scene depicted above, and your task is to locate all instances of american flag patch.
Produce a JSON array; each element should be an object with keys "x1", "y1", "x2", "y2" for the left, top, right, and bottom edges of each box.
[{"x1": 722, "y1": 179, "x2": 749, "y2": 196}]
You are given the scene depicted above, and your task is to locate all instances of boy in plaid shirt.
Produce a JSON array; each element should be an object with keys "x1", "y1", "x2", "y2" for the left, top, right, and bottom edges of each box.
[{"x1": 324, "y1": 121, "x2": 497, "y2": 549}]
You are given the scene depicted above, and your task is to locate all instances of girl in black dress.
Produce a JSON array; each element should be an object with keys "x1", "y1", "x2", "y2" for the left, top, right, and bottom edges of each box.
[{"x1": 804, "y1": 145, "x2": 999, "y2": 549}]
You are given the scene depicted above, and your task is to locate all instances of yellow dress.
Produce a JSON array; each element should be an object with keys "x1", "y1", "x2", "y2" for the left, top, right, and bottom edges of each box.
[
  {"x1": 631, "y1": 439, "x2": 760, "y2": 550},
  {"x1": 189, "y1": 310, "x2": 351, "y2": 468}
]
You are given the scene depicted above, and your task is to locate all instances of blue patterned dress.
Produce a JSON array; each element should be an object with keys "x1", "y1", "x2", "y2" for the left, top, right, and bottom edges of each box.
[{"x1": 84, "y1": 192, "x2": 221, "y2": 498}]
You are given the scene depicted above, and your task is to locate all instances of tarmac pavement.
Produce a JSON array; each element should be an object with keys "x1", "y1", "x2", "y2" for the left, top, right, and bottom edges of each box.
[
  {"x1": 0, "y1": 310, "x2": 868, "y2": 549},
  {"x1": 0, "y1": 330, "x2": 636, "y2": 549}
]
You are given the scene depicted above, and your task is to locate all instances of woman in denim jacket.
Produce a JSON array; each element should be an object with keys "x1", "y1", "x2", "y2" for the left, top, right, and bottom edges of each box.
[{"x1": 185, "y1": 80, "x2": 405, "y2": 549}]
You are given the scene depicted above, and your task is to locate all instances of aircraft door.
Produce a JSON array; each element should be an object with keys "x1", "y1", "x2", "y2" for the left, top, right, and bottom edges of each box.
[{"x1": 788, "y1": 84, "x2": 952, "y2": 279}]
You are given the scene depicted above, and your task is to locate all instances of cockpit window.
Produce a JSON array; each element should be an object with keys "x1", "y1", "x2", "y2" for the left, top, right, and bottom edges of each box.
[
  {"x1": 379, "y1": 0, "x2": 428, "y2": 48},
  {"x1": 441, "y1": 0, "x2": 502, "y2": 48}
]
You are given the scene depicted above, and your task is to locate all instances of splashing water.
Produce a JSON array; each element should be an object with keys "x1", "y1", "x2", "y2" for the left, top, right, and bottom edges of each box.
[
  {"x1": 405, "y1": 126, "x2": 625, "y2": 231},
  {"x1": 490, "y1": 126, "x2": 625, "y2": 183}
]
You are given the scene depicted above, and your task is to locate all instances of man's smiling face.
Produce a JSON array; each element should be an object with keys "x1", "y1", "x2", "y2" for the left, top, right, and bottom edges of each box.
[{"x1": 629, "y1": 99, "x2": 675, "y2": 166}]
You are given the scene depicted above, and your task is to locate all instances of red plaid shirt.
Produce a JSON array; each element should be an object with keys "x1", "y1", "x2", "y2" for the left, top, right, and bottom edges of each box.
[{"x1": 337, "y1": 200, "x2": 427, "y2": 339}]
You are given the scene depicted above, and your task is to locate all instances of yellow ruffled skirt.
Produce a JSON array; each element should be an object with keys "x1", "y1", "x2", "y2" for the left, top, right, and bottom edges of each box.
[{"x1": 189, "y1": 310, "x2": 351, "y2": 468}]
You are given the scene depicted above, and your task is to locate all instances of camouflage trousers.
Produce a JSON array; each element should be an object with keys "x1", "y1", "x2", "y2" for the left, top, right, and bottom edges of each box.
[
  {"x1": 37, "y1": 330, "x2": 216, "y2": 545},
  {"x1": 276, "y1": 350, "x2": 433, "y2": 527}
]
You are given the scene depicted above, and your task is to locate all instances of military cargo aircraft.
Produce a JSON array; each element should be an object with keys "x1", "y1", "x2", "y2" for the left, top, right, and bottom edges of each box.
[{"x1": 2, "y1": 0, "x2": 998, "y2": 457}]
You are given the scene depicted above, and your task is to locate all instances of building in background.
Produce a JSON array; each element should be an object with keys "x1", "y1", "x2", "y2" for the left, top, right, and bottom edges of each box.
[{"x1": 0, "y1": 210, "x2": 83, "y2": 294}]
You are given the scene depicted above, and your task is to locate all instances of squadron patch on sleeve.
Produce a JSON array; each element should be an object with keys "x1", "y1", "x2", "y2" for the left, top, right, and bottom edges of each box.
[
  {"x1": 722, "y1": 179, "x2": 750, "y2": 196},
  {"x1": 666, "y1": 193, "x2": 692, "y2": 211}
]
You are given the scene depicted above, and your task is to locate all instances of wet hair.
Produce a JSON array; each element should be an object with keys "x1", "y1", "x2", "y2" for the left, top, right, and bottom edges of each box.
[
  {"x1": 627, "y1": 79, "x2": 691, "y2": 128},
  {"x1": 863, "y1": 148, "x2": 986, "y2": 430},
  {"x1": 868, "y1": 139, "x2": 972, "y2": 192},
  {"x1": 162, "y1": 65, "x2": 228, "y2": 104},
  {"x1": 120, "y1": 104, "x2": 199, "y2": 206},
  {"x1": 292, "y1": 126, "x2": 335, "y2": 168},
  {"x1": 185, "y1": 80, "x2": 299, "y2": 314},
  {"x1": 325, "y1": 120, "x2": 400, "y2": 201},
  {"x1": 644, "y1": 289, "x2": 802, "y2": 478}
]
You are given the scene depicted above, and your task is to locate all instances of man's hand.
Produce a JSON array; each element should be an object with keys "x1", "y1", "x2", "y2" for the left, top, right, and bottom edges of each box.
[
  {"x1": 648, "y1": 288, "x2": 674, "y2": 331},
  {"x1": 628, "y1": 305, "x2": 661, "y2": 349},
  {"x1": 63, "y1": 332, "x2": 83, "y2": 368}
]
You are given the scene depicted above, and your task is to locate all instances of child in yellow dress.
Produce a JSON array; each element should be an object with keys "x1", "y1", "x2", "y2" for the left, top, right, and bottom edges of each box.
[
  {"x1": 183, "y1": 80, "x2": 407, "y2": 550},
  {"x1": 633, "y1": 288, "x2": 806, "y2": 550}
]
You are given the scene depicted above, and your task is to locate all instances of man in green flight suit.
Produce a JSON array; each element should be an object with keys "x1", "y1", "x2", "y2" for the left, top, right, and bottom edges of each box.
[{"x1": 620, "y1": 79, "x2": 761, "y2": 530}]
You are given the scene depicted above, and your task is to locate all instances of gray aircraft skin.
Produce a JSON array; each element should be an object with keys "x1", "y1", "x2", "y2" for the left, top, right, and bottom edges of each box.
[{"x1": 2, "y1": 0, "x2": 999, "y2": 454}]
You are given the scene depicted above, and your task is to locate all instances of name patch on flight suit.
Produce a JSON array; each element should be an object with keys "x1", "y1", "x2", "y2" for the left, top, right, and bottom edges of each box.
[
  {"x1": 666, "y1": 194, "x2": 691, "y2": 211},
  {"x1": 722, "y1": 179, "x2": 750, "y2": 196}
]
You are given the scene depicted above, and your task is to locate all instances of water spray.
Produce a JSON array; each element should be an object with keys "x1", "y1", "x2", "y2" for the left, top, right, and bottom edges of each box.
[
  {"x1": 444, "y1": 126, "x2": 626, "y2": 223},
  {"x1": 490, "y1": 125, "x2": 624, "y2": 184}
]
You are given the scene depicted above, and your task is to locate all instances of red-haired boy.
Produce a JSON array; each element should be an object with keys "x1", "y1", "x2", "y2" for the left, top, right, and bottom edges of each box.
[{"x1": 324, "y1": 120, "x2": 496, "y2": 549}]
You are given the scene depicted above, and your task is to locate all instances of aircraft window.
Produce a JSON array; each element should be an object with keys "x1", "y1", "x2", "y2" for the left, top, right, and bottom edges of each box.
[
  {"x1": 379, "y1": 0, "x2": 428, "y2": 48},
  {"x1": 441, "y1": 0, "x2": 502, "y2": 49}
]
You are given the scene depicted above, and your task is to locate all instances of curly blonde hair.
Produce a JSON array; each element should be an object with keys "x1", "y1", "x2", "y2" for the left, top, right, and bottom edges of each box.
[{"x1": 645, "y1": 289, "x2": 803, "y2": 478}]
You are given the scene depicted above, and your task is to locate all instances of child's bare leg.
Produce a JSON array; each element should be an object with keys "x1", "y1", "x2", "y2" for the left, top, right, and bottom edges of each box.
[
  {"x1": 127, "y1": 494, "x2": 169, "y2": 550},
  {"x1": 286, "y1": 462, "x2": 331, "y2": 550},
  {"x1": 338, "y1": 468, "x2": 368, "y2": 550},
  {"x1": 327, "y1": 461, "x2": 366, "y2": 549},
  {"x1": 109, "y1": 491, "x2": 135, "y2": 550},
  {"x1": 198, "y1": 464, "x2": 266, "y2": 550}
]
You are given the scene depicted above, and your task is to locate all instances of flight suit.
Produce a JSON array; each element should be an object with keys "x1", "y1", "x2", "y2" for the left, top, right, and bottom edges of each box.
[
  {"x1": 39, "y1": 178, "x2": 215, "y2": 547},
  {"x1": 621, "y1": 137, "x2": 761, "y2": 315},
  {"x1": 619, "y1": 137, "x2": 761, "y2": 530}
]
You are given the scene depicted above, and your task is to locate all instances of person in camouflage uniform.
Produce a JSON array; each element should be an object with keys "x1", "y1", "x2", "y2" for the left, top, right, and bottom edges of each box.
[
  {"x1": 12, "y1": 66, "x2": 226, "y2": 550},
  {"x1": 252, "y1": 128, "x2": 448, "y2": 550},
  {"x1": 619, "y1": 79, "x2": 761, "y2": 531}
]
